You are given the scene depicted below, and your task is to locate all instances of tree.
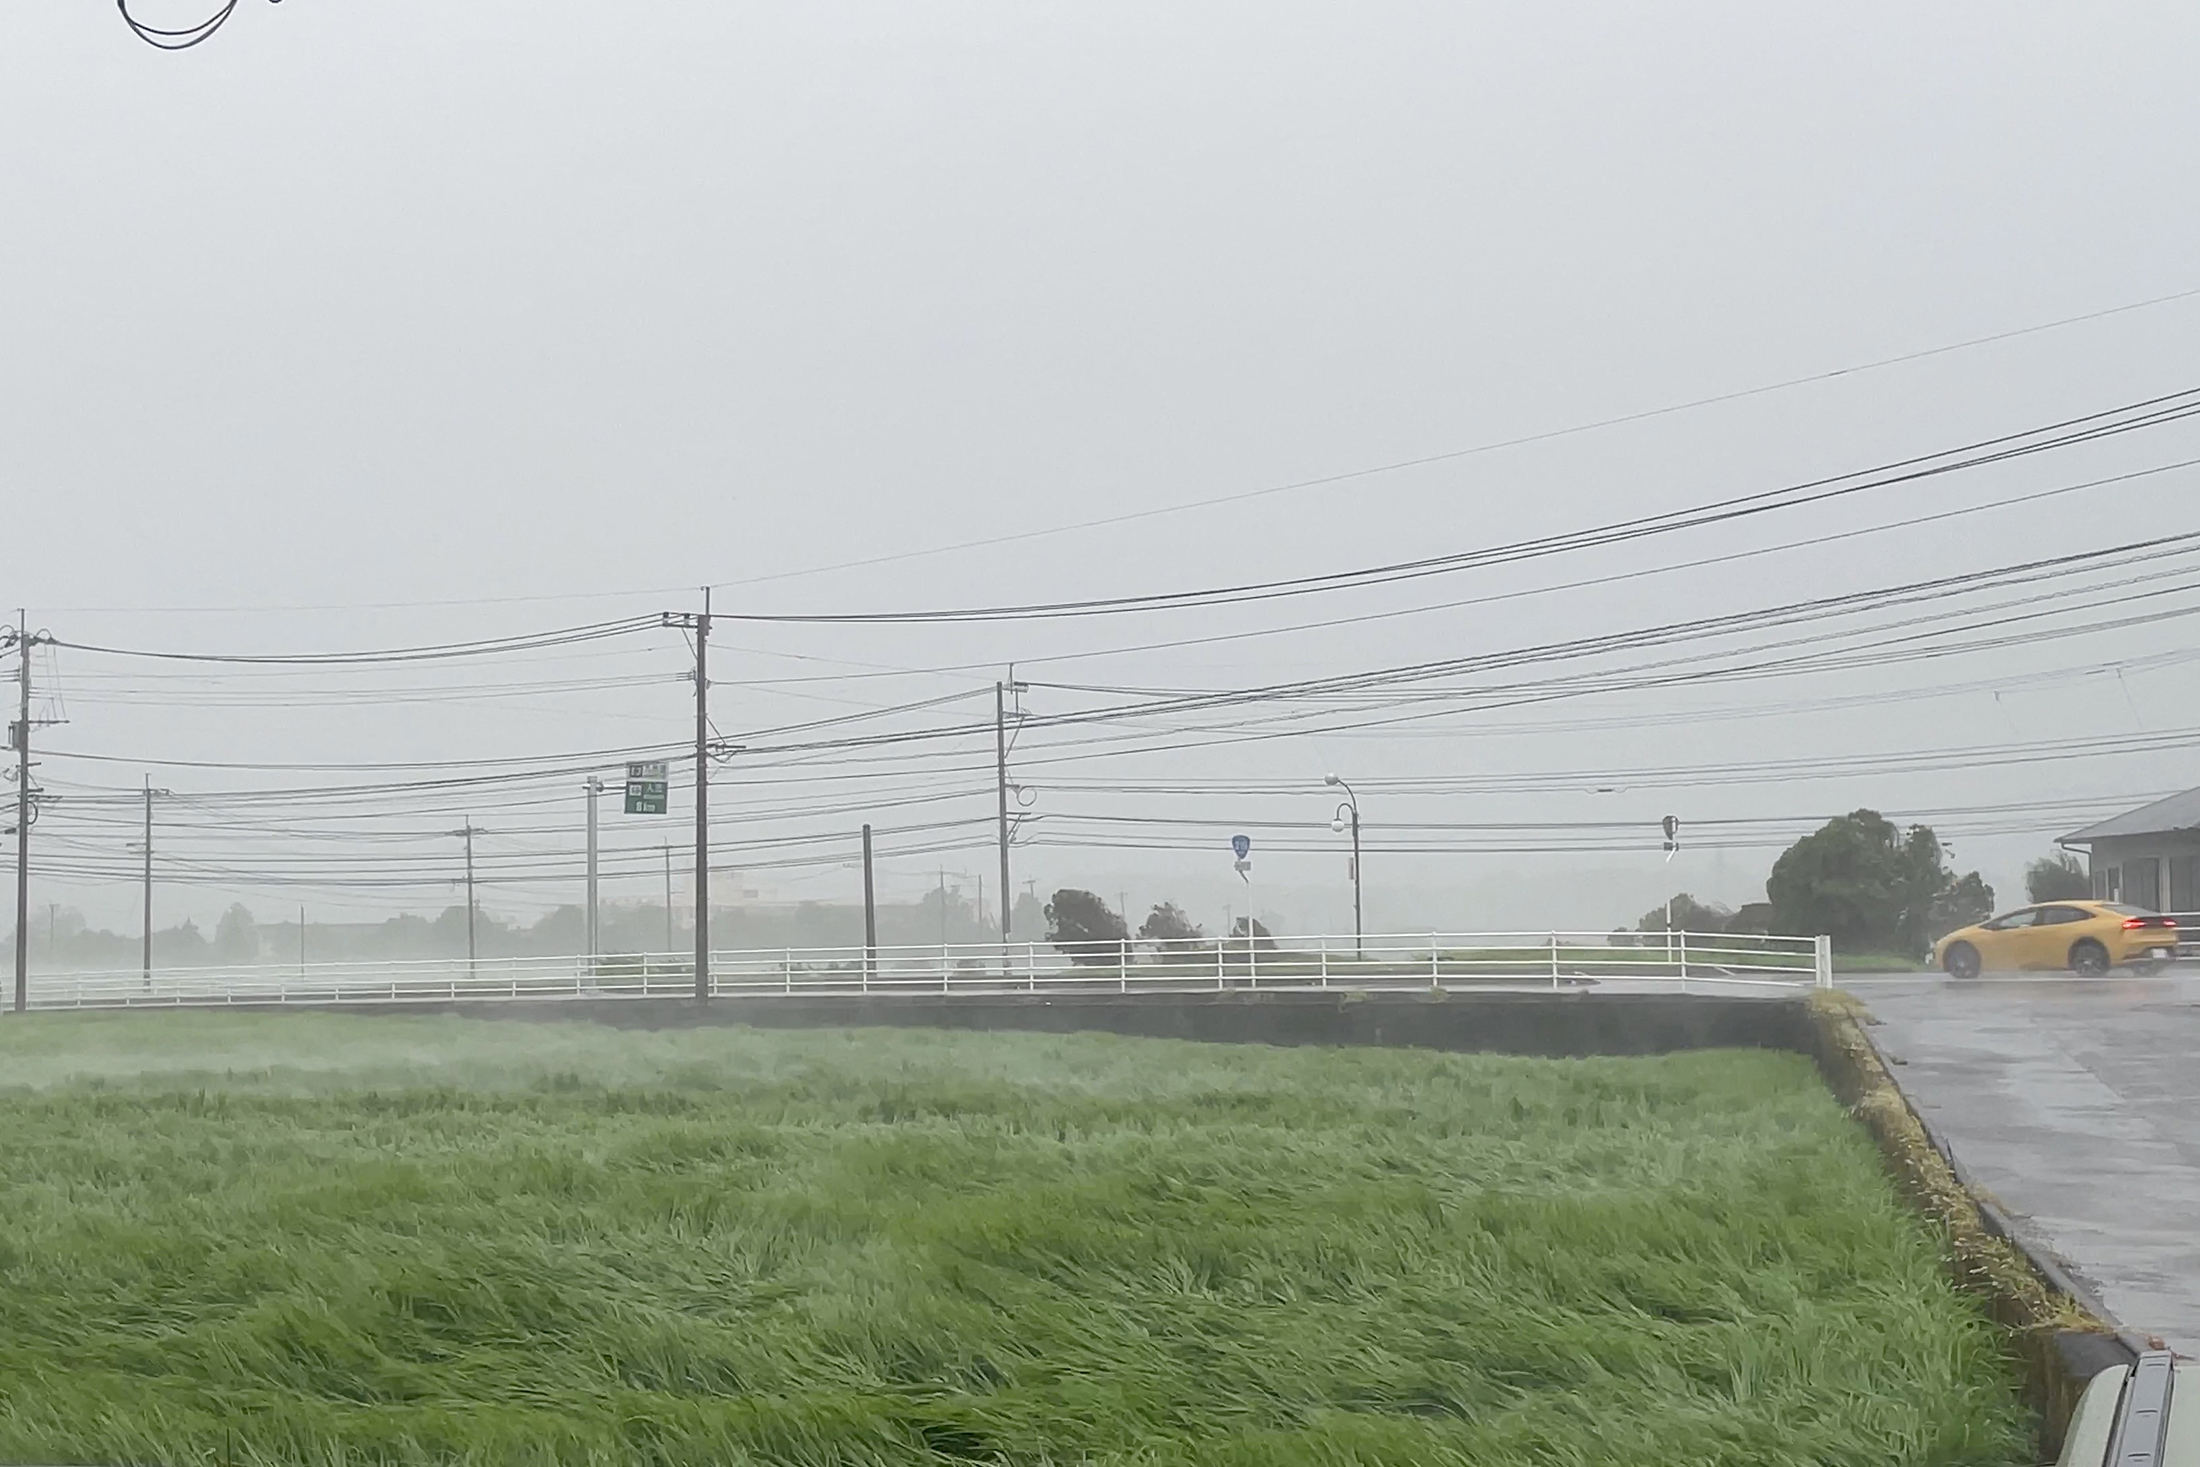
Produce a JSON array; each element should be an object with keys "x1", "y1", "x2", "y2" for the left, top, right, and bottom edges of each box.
[
  {"x1": 1137, "y1": 902, "x2": 1205, "y2": 956},
  {"x1": 1636, "y1": 893, "x2": 1732, "y2": 933},
  {"x1": 1044, "y1": 889, "x2": 1129, "y2": 965},
  {"x1": 1766, "y1": 809, "x2": 1994, "y2": 957},
  {"x1": 213, "y1": 903, "x2": 260, "y2": 964},
  {"x1": 1931, "y1": 871, "x2": 1996, "y2": 937},
  {"x1": 2026, "y1": 852, "x2": 2090, "y2": 902},
  {"x1": 1726, "y1": 902, "x2": 1776, "y2": 935},
  {"x1": 528, "y1": 905, "x2": 586, "y2": 953},
  {"x1": 1227, "y1": 916, "x2": 1278, "y2": 951}
]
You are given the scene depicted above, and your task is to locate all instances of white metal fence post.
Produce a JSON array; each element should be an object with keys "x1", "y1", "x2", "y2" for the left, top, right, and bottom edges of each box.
[
  {"x1": 1678, "y1": 929, "x2": 1688, "y2": 980},
  {"x1": 1429, "y1": 934, "x2": 1439, "y2": 984},
  {"x1": 1120, "y1": 937, "x2": 1129, "y2": 992},
  {"x1": 1320, "y1": 934, "x2": 1329, "y2": 988},
  {"x1": 1814, "y1": 934, "x2": 1833, "y2": 990},
  {"x1": 1216, "y1": 937, "x2": 1225, "y2": 990},
  {"x1": 1549, "y1": 932, "x2": 1560, "y2": 990}
]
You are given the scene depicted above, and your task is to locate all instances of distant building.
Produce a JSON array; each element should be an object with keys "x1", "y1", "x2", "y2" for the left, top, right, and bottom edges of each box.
[{"x1": 2062, "y1": 788, "x2": 2200, "y2": 913}]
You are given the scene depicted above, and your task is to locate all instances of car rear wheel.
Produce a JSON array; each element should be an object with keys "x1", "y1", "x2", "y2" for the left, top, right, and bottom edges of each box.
[
  {"x1": 1942, "y1": 942, "x2": 1980, "y2": 979},
  {"x1": 2069, "y1": 940, "x2": 2110, "y2": 977}
]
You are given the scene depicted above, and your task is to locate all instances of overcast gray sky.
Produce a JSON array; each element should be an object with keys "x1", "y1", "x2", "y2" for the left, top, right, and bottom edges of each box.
[{"x1": 6, "y1": 2, "x2": 2200, "y2": 943}]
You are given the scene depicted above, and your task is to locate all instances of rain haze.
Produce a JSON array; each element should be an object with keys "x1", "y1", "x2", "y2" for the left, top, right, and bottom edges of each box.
[{"x1": 6, "y1": 1, "x2": 2200, "y2": 957}]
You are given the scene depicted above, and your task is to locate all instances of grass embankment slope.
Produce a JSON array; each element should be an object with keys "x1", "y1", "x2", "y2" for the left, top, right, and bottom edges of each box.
[{"x1": 0, "y1": 1013, "x2": 2027, "y2": 1466}]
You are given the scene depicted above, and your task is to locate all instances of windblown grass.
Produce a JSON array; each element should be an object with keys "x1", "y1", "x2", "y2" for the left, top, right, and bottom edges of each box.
[{"x1": 0, "y1": 1013, "x2": 2027, "y2": 1465}]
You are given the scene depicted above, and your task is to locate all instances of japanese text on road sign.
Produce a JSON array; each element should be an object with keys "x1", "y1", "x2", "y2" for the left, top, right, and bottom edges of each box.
[{"x1": 625, "y1": 760, "x2": 668, "y2": 816}]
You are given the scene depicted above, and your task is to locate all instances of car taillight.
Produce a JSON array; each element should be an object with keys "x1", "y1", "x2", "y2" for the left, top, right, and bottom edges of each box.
[{"x1": 2121, "y1": 916, "x2": 2178, "y2": 929}]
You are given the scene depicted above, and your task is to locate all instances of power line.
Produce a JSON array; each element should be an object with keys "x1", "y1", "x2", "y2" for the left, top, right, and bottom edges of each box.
[
  {"x1": 703, "y1": 286, "x2": 2200, "y2": 592},
  {"x1": 707, "y1": 389, "x2": 2200, "y2": 623},
  {"x1": 53, "y1": 616, "x2": 660, "y2": 668}
]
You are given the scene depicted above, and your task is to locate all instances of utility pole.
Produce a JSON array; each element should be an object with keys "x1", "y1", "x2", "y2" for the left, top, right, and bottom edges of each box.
[
  {"x1": 9, "y1": 613, "x2": 57, "y2": 1015},
  {"x1": 142, "y1": 777, "x2": 153, "y2": 985},
  {"x1": 996, "y1": 682, "x2": 1010, "y2": 941},
  {"x1": 138, "y1": 776, "x2": 170, "y2": 988},
  {"x1": 298, "y1": 905, "x2": 306, "y2": 978},
  {"x1": 662, "y1": 842, "x2": 673, "y2": 952},
  {"x1": 693, "y1": 591, "x2": 709, "y2": 1000},
  {"x1": 861, "y1": 822, "x2": 877, "y2": 982},
  {"x1": 448, "y1": 820, "x2": 485, "y2": 980},
  {"x1": 662, "y1": 594, "x2": 712, "y2": 1000},
  {"x1": 583, "y1": 776, "x2": 603, "y2": 964},
  {"x1": 993, "y1": 674, "x2": 1026, "y2": 942},
  {"x1": 10, "y1": 615, "x2": 23, "y2": 1015}
]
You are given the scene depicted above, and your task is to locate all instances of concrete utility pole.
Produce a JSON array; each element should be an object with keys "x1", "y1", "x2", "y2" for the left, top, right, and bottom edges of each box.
[
  {"x1": 10, "y1": 613, "x2": 57, "y2": 1015},
  {"x1": 993, "y1": 674, "x2": 1027, "y2": 941},
  {"x1": 996, "y1": 682, "x2": 1011, "y2": 940},
  {"x1": 662, "y1": 594, "x2": 713, "y2": 1000},
  {"x1": 449, "y1": 820, "x2": 485, "y2": 980},
  {"x1": 10, "y1": 618, "x2": 25, "y2": 1015},
  {"x1": 693, "y1": 591, "x2": 709, "y2": 1000},
  {"x1": 139, "y1": 776, "x2": 170, "y2": 988},
  {"x1": 142, "y1": 778, "x2": 153, "y2": 985},
  {"x1": 661, "y1": 842, "x2": 673, "y2": 952},
  {"x1": 861, "y1": 822, "x2": 877, "y2": 982},
  {"x1": 583, "y1": 776, "x2": 603, "y2": 963}
]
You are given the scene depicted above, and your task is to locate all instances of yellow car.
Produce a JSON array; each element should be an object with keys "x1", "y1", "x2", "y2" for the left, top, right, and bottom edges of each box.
[{"x1": 1934, "y1": 901, "x2": 2179, "y2": 978}]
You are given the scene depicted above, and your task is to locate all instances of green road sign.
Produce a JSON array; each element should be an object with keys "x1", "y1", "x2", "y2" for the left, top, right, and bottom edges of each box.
[{"x1": 624, "y1": 760, "x2": 668, "y2": 815}]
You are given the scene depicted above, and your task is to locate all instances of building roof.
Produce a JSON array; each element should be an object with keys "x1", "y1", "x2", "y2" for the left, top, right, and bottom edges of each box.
[{"x1": 2062, "y1": 786, "x2": 2200, "y2": 844}]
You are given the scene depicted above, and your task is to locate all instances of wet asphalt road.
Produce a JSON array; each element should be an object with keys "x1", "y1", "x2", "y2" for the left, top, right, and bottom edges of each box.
[{"x1": 1849, "y1": 970, "x2": 2200, "y2": 1353}]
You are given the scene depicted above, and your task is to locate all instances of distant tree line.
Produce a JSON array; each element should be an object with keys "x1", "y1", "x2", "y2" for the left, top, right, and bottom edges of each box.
[{"x1": 10, "y1": 883, "x2": 1027, "y2": 971}]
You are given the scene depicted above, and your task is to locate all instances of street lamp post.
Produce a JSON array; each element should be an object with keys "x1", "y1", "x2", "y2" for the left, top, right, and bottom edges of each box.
[{"x1": 1325, "y1": 773, "x2": 1362, "y2": 957}]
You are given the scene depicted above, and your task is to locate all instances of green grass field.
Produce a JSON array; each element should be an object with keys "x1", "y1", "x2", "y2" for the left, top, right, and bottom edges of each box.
[{"x1": 0, "y1": 1013, "x2": 2028, "y2": 1466}]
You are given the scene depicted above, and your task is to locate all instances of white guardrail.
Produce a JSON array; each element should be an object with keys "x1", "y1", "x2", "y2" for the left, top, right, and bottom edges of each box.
[{"x1": 21, "y1": 930, "x2": 1833, "y2": 1010}]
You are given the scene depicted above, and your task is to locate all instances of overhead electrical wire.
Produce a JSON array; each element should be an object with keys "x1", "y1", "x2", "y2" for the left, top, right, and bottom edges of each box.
[
  {"x1": 42, "y1": 281, "x2": 2200, "y2": 614},
  {"x1": 54, "y1": 615, "x2": 662, "y2": 668},
  {"x1": 27, "y1": 380, "x2": 2200, "y2": 925},
  {"x1": 706, "y1": 389, "x2": 2200, "y2": 623}
]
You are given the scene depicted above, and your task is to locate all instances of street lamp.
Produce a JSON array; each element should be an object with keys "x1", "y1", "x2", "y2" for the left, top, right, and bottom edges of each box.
[{"x1": 1324, "y1": 773, "x2": 1362, "y2": 956}]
